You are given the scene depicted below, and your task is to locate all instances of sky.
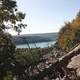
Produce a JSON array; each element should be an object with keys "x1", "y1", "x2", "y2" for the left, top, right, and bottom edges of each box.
[{"x1": 10, "y1": 0, "x2": 80, "y2": 35}]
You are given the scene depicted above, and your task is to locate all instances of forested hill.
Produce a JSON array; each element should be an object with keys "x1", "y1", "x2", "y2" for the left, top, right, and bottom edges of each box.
[
  {"x1": 57, "y1": 11, "x2": 80, "y2": 51},
  {"x1": 12, "y1": 33, "x2": 58, "y2": 45}
]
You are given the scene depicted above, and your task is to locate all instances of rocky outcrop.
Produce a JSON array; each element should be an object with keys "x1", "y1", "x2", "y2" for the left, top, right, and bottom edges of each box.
[{"x1": 31, "y1": 44, "x2": 80, "y2": 80}]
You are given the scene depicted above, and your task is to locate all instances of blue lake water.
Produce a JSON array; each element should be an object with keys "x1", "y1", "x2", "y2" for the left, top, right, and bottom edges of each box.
[{"x1": 16, "y1": 41, "x2": 56, "y2": 48}]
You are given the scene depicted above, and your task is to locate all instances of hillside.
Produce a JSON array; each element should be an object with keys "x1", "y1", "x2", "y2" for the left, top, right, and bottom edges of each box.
[
  {"x1": 12, "y1": 33, "x2": 58, "y2": 45},
  {"x1": 57, "y1": 11, "x2": 80, "y2": 51}
]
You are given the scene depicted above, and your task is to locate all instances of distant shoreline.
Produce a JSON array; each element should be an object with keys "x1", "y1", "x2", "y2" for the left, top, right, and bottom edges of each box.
[{"x1": 12, "y1": 32, "x2": 58, "y2": 45}]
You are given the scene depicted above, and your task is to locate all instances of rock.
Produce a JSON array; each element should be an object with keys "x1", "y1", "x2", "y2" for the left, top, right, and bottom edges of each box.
[
  {"x1": 67, "y1": 54, "x2": 80, "y2": 76},
  {"x1": 67, "y1": 54, "x2": 80, "y2": 69}
]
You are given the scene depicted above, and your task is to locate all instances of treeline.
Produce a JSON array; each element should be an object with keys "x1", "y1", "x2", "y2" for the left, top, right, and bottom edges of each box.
[
  {"x1": 12, "y1": 33, "x2": 57, "y2": 45},
  {"x1": 57, "y1": 11, "x2": 80, "y2": 52}
]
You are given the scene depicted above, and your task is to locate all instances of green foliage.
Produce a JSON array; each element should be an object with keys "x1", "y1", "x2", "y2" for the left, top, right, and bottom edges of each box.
[
  {"x1": 57, "y1": 11, "x2": 80, "y2": 51},
  {"x1": 0, "y1": 0, "x2": 26, "y2": 79},
  {"x1": 15, "y1": 48, "x2": 42, "y2": 66},
  {"x1": 4, "y1": 71, "x2": 12, "y2": 80},
  {"x1": 74, "y1": 29, "x2": 80, "y2": 43},
  {"x1": 0, "y1": 0, "x2": 27, "y2": 34},
  {"x1": 0, "y1": 31, "x2": 15, "y2": 79}
]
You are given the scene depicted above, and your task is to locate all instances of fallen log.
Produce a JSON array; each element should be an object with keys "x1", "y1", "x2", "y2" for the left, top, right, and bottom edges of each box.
[{"x1": 32, "y1": 44, "x2": 80, "y2": 80}]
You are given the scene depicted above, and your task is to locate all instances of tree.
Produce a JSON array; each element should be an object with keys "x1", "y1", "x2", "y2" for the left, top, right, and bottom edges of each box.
[
  {"x1": 0, "y1": 0, "x2": 26, "y2": 34},
  {"x1": 57, "y1": 11, "x2": 80, "y2": 51},
  {"x1": 0, "y1": 31, "x2": 15, "y2": 80},
  {"x1": 0, "y1": 0, "x2": 27, "y2": 79}
]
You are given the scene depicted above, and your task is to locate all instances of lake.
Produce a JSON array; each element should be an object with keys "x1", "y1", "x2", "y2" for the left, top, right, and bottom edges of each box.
[{"x1": 16, "y1": 41, "x2": 56, "y2": 48}]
